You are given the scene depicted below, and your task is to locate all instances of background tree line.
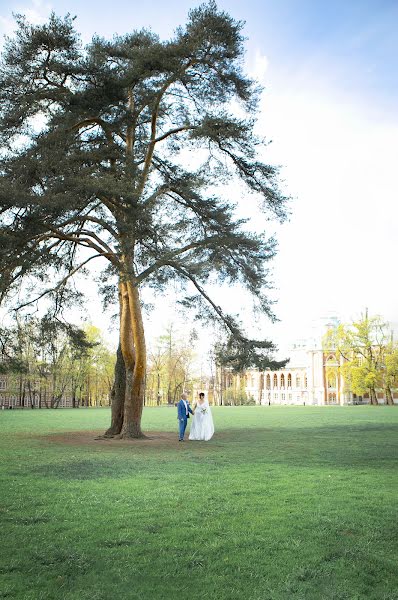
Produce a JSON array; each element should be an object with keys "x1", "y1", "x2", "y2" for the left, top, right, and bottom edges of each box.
[
  {"x1": 323, "y1": 311, "x2": 398, "y2": 405},
  {"x1": 0, "y1": 317, "x2": 210, "y2": 408},
  {"x1": 145, "y1": 325, "x2": 199, "y2": 406},
  {"x1": 0, "y1": 318, "x2": 115, "y2": 408}
]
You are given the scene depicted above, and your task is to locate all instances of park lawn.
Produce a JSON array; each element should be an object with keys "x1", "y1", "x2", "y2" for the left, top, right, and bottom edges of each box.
[{"x1": 0, "y1": 406, "x2": 397, "y2": 600}]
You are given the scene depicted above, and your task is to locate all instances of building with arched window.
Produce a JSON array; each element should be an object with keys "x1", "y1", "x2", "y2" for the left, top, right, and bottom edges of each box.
[{"x1": 214, "y1": 340, "x2": 398, "y2": 406}]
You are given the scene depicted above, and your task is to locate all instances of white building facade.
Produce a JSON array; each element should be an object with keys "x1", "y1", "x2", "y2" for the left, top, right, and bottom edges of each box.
[{"x1": 216, "y1": 342, "x2": 397, "y2": 406}]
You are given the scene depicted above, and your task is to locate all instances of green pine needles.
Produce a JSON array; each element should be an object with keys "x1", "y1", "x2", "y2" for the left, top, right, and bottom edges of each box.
[{"x1": 0, "y1": 3, "x2": 289, "y2": 436}]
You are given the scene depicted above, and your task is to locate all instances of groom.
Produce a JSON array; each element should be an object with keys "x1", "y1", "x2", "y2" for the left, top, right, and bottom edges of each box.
[{"x1": 177, "y1": 392, "x2": 194, "y2": 441}]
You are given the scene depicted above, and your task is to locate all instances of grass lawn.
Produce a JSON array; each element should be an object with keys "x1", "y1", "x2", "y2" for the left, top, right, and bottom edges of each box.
[{"x1": 0, "y1": 406, "x2": 397, "y2": 600}]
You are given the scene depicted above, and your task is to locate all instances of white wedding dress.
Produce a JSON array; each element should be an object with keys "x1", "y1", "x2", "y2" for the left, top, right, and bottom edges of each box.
[{"x1": 189, "y1": 401, "x2": 214, "y2": 441}]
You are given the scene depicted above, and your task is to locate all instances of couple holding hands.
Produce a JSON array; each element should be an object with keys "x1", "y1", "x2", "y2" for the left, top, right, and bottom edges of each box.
[{"x1": 177, "y1": 392, "x2": 214, "y2": 442}]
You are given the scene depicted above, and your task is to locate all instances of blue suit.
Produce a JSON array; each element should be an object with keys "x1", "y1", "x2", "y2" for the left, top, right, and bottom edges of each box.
[{"x1": 177, "y1": 399, "x2": 194, "y2": 440}]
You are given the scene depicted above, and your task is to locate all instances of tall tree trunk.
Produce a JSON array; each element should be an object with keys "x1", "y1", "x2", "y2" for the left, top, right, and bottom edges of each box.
[
  {"x1": 19, "y1": 376, "x2": 23, "y2": 407},
  {"x1": 385, "y1": 387, "x2": 394, "y2": 405},
  {"x1": 104, "y1": 254, "x2": 147, "y2": 439},
  {"x1": 104, "y1": 343, "x2": 126, "y2": 436},
  {"x1": 119, "y1": 281, "x2": 146, "y2": 438},
  {"x1": 369, "y1": 387, "x2": 378, "y2": 405}
]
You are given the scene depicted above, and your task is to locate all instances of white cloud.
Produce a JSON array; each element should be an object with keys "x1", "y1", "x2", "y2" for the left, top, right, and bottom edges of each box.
[
  {"x1": 257, "y1": 83, "x2": 398, "y2": 352},
  {"x1": 22, "y1": 0, "x2": 52, "y2": 25},
  {"x1": 249, "y1": 50, "x2": 269, "y2": 85},
  {"x1": 0, "y1": 15, "x2": 16, "y2": 39},
  {"x1": 0, "y1": 0, "x2": 52, "y2": 44}
]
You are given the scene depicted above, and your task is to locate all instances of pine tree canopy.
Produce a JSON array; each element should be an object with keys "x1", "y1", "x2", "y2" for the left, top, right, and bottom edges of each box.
[{"x1": 0, "y1": 2, "x2": 289, "y2": 373}]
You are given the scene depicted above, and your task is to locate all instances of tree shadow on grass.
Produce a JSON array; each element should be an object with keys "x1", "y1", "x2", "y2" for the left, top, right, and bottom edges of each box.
[
  {"x1": 215, "y1": 423, "x2": 398, "y2": 469},
  {"x1": 12, "y1": 421, "x2": 398, "y2": 480}
]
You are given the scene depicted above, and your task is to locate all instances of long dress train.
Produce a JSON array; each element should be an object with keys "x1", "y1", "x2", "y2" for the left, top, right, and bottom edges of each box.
[{"x1": 189, "y1": 401, "x2": 214, "y2": 441}]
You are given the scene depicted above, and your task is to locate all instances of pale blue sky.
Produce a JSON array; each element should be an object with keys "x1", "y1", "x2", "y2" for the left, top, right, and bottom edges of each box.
[
  {"x1": 1, "y1": 0, "x2": 397, "y2": 353},
  {"x1": 1, "y1": 0, "x2": 396, "y2": 113}
]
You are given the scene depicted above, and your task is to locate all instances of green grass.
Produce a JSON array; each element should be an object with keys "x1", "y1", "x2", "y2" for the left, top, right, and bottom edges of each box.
[{"x1": 0, "y1": 406, "x2": 397, "y2": 600}]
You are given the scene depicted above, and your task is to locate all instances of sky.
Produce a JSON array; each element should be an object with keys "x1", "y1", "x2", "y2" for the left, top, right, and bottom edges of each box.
[{"x1": 1, "y1": 0, "x2": 397, "y2": 358}]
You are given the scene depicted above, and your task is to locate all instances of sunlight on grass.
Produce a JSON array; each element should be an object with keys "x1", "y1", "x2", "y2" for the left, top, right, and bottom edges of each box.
[{"x1": 0, "y1": 406, "x2": 397, "y2": 600}]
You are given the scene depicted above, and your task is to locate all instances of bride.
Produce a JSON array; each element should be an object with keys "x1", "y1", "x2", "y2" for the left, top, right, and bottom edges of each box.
[{"x1": 189, "y1": 392, "x2": 214, "y2": 441}]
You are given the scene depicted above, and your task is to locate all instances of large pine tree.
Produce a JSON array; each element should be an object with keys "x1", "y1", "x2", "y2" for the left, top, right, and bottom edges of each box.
[{"x1": 0, "y1": 2, "x2": 288, "y2": 437}]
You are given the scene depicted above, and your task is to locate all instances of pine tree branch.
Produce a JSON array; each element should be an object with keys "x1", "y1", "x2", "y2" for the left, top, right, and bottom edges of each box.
[
  {"x1": 71, "y1": 118, "x2": 115, "y2": 146},
  {"x1": 142, "y1": 185, "x2": 171, "y2": 208},
  {"x1": 54, "y1": 211, "x2": 118, "y2": 240},
  {"x1": 136, "y1": 90, "x2": 165, "y2": 197},
  {"x1": 137, "y1": 59, "x2": 196, "y2": 198},
  {"x1": 14, "y1": 254, "x2": 103, "y2": 311},
  {"x1": 98, "y1": 195, "x2": 124, "y2": 213},
  {"x1": 168, "y1": 263, "x2": 243, "y2": 339},
  {"x1": 78, "y1": 229, "x2": 116, "y2": 255},
  {"x1": 126, "y1": 88, "x2": 135, "y2": 158},
  {"x1": 43, "y1": 227, "x2": 121, "y2": 268},
  {"x1": 136, "y1": 235, "x2": 232, "y2": 283},
  {"x1": 154, "y1": 125, "x2": 193, "y2": 144}
]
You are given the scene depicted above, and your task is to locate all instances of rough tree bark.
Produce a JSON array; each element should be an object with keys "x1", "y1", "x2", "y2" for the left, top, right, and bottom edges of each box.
[
  {"x1": 118, "y1": 279, "x2": 147, "y2": 439},
  {"x1": 369, "y1": 388, "x2": 378, "y2": 405},
  {"x1": 385, "y1": 387, "x2": 394, "y2": 406},
  {"x1": 104, "y1": 343, "x2": 126, "y2": 436}
]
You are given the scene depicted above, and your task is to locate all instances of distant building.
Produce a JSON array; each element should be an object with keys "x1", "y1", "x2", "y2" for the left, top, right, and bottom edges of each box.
[{"x1": 214, "y1": 326, "x2": 398, "y2": 406}]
